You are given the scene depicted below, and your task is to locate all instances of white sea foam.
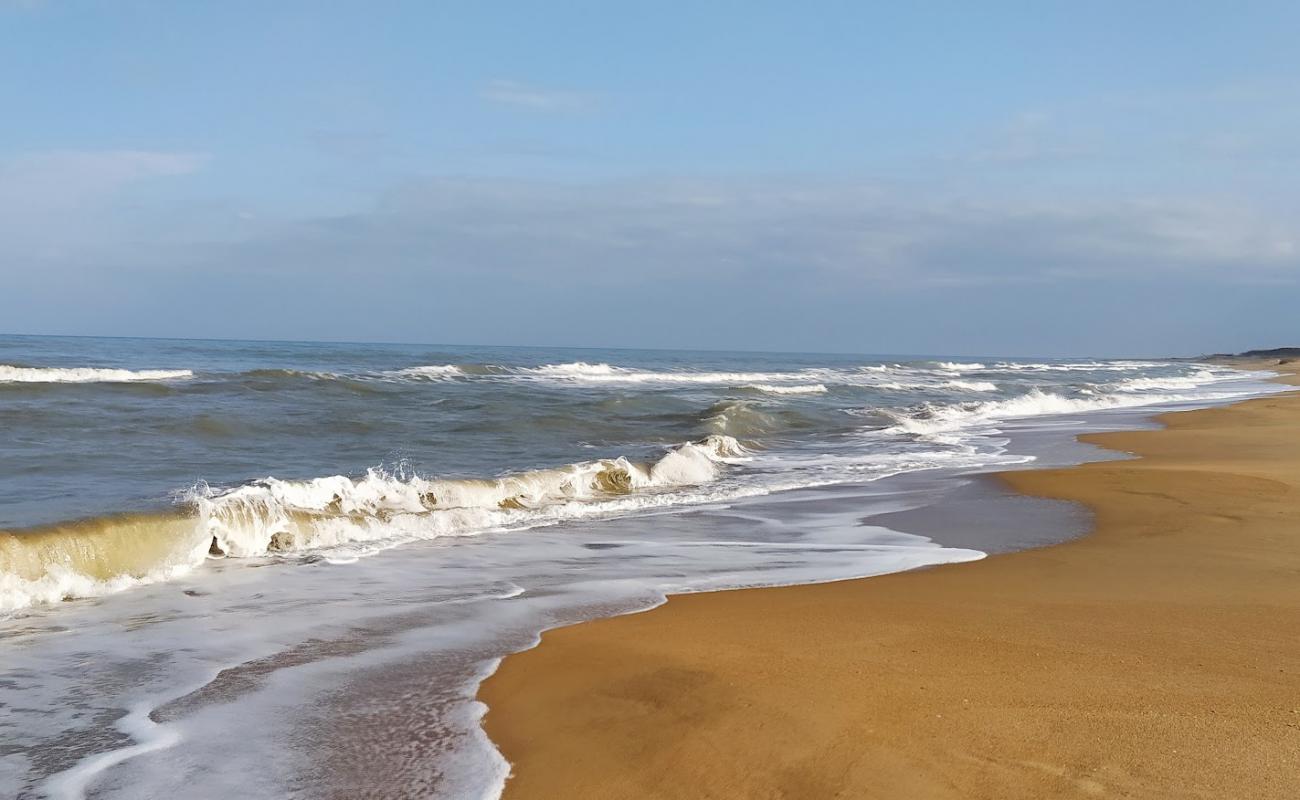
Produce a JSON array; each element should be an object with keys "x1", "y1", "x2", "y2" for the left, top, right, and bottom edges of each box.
[
  {"x1": 381, "y1": 359, "x2": 1188, "y2": 389},
  {"x1": 192, "y1": 435, "x2": 751, "y2": 559},
  {"x1": 391, "y1": 364, "x2": 465, "y2": 379},
  {"x1": 856, "y1": 378, "x2": 996, "y2": 393},
  {"x1": 743, "y1": 383, "x2": 828, "y2": 395},
  {"x1": 1109, "y1": 370, "x2": 1219, "y2": 392},
  {"x1": 226, "y1": 359, "x2": 1229, "y2": 393},
  {"x1": 0, "y1": 560, "x2": 202, "y2": 615},
  {"x1": 871, "y1": 364, "x2": 1258, "y2": 438},
  {"x1": 940, "y1": 380, "x2": 998, "y2": 392},
  {"x1": 41, "y1": 701, "x2": 183, "y2": 800},
  {"x1": 0, "y1": 365, "x2": 193, "y2": 383},
  {"x1": 880, "y1": 387, "x2": 1199, "y2": 436},
  {"x1": 0, "y1": 436, "x2": 754, "y2": 613},
  {"x1": 527, "y1": 361, "x2": 626, "y2": 378},
  {"x1": 391, "y1": 361, "x2": 829, "y2": 385},
  {"x1": 522, "y1": 362, "x2": 825, "y2": 385},
  {"x1": 986, "y1": 360, "x2": 1167, "y2": 372}
]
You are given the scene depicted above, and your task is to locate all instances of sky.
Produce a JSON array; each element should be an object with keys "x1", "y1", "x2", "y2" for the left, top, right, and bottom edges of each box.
[{"x1": 1, "y1": 1, "x2": 1298, "y2": 357}]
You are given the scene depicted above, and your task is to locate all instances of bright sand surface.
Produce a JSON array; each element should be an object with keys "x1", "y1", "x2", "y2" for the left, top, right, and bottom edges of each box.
[{"x1": 479, "y1": 363, "x2": 1300, "y2": 799}]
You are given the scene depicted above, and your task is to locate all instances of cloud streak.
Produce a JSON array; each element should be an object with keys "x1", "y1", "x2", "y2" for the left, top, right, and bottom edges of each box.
[
  {"x1": 480, "y1": 79, "x2": 596, "y2": 112},
  {"x1": 9, "y1": 174, "x2": 1297, "y2": 288},
  {"x1": 0, "y1": 149, "x2": 208, "y2": 200},
  {"x1": 4, "y1": 174, "x2": 1296, "y2": 354},
  {"x1": 278, "y1": 178, "x2": 1298, "y2": 286}
]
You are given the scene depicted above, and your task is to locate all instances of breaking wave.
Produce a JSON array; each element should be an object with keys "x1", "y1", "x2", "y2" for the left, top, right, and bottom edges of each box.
[
  {"x1": 940, "y1": 380, "x2": 998, "y2": 392},
  {"x1": 931, "y1": 361, "x2": 987, "y2": 372},
  {"x1": 1109, "y1": 370, "x2": 1219, "y2": 392},
  {"x1": 0, "y1": 436, "x2": 750, "y2": 613},
  {"x1": 386, "y1": 361, "x2": 826, "y2": 385},
  {"x1": 983, "y1": 361, "x2": 1167, "y2": 372},
  {"x1": 519, "y1": 362, "x2": 827, "y2": 385},
  {"x1": 700, "y1": 400, "x2": 820, "y2": 438},
  {"x1": 0, "y1": 365, "x2": 193, "y2": 383},
  {"x1": 0, "y1": 514, "x2": 208, "y2": 613},
  {"x1": 0, "y1": 353, "x2": 1256, "y2": 614},
  {"x1": 877, "y1": 387, "x2": 1198, "y2": 436},
  {"x1": 856, "y1": 378, "x2": 998, "y2": 393},
  {"x1": 392, "y1": 364, "x2": 467, "y2": 380},
  {"x1": 742, "y1": 383, "x2": 828, "y2": 395},
  {"x1": 255, "y1": 360, "x2": 1204, "y2": 392},
  {"x1": 527, "y1": 362, "x2": 624, "y2": 378}
]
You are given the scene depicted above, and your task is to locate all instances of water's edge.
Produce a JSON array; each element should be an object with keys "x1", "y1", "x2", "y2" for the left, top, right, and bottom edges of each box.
[
  {"x1": 463, "y1": 375, "x2": 1286, "y2": 800},
  {"x1": 7, "y1": 365, "x2": 1286, "y2": 799}
]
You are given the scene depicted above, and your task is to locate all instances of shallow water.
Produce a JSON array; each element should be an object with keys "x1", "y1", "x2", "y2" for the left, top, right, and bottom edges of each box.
[{"x1": 0, "y1": 335, "x2": 1284, "y2": 798}]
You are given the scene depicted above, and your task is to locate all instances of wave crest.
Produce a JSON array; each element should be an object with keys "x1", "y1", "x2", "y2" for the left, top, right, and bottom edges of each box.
[
  {"x1": 878, "y1": 387, "x2": 1196, "y2": 436},
  {"x1": 0, "y1": 515, "x2": 209, "y2": 613},
  {"x1": 743, "y1": 383, "x2": 828, "y2": 395},
  {"x1": 194, "y1": 434, "x2": 749, "y2": 556},
  {"x1": 0, "y1": 436, "x2": 750, "y2": 612},
  {"x1": 392, "y1": 365, "x2": 466, "y2": 380},
  {"x1": 521, "y1": 362, "x2": 827, "y2": 385},
  {"x1": 0, "y1": 365, "x2": 193, "y2": 383}
]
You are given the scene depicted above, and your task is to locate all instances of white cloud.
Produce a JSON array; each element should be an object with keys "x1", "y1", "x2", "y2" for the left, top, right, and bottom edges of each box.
[
  {"x1": 480, "y1": 79, "x2": 596, "y2": 112},
  {"x1": 0, "y1": 149, "x2": 208, "y2": 196},
  {"x1": 4, "y1": 174, "x2": 1296, "y2": 353},
  {"x1": 184, "y1": 177, "x2": 1298, "y2": 292},
  {"x1": 5, "y1": 168, "x2": 1296, "y2": 295}
]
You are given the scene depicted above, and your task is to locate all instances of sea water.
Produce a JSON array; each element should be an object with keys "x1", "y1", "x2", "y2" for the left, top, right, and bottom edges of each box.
[{"x1": 0, "y1": 335, "x2": 1283, "y2": 798}]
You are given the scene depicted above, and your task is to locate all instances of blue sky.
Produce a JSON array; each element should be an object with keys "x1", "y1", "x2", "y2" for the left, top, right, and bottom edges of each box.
[{"x1": 2, "y1": 1, "x2": 1297, "y2": 356}]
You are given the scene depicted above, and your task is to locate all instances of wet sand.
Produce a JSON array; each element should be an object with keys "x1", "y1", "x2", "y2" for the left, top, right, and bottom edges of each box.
[{"x1": 480, "y1": 362, "x2": 1300, "y2": 799}]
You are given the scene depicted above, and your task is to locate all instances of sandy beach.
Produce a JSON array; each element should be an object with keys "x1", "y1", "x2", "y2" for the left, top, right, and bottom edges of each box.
[{"x1": 480, "y1": 362, "x2": 1300, "y2": 799}]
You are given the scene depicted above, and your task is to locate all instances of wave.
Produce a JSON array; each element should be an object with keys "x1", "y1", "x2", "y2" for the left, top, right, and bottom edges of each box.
[
  {"x1": 0, "y1": 514, "x2": 209, "y2": 613},
  {"x1": 0, "y1": 365, "x2": 193, "y2": 383},
  {"x1": 389, "y1": 362, "x2": 1006, "y2": 392},
  {"x1": 877, "y1": 387, "x2": 1199, "y2": 436},
  {"x1": 940, "y1": 380, "x2": 998, "y2": 392},
  {"x1": 0, "y1": 436, "x2": 750, "y2": 612},
  {"x1": 857, "y1": 378, "x2": 997, "y2": 393},
  {"x1": 930, "y1": 361, "x2": 987, "y2": 372},
  {"x1": 702, "y1": 401, "x2": 784, "y2": 437},
  {"x1": 527, "y1": 362, "x2": 624, "y2": 378},
  {"x1": 1109, "y1": 370, "x2": 1219, "y2": 392},
  {"x1": 984, "y1": 361, "x2": 1168, "y2": 372},
  {"x1": 742, "y1": 383, "x2": 828, "y2": 395},
  {"x1": 392, "y1": 364, "x2": 466, "y2": 380},
  {"x1": 336, "y1": 360, "x2": 1194, "y2": 391},
  {"x1": 701, "y1": 399, "x2": 825, "y2": 438},
  {"x1": 519, "y1": 362, "x2": 827, "y2": 385},
  {"x1": 240, "y1": 368, "x2": 349, "y2": 381}
]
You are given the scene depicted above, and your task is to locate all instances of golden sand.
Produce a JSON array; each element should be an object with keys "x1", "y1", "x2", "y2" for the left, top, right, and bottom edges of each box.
[{"x1": 480, "y1": 363, "x2": 1300, "y2": 799}]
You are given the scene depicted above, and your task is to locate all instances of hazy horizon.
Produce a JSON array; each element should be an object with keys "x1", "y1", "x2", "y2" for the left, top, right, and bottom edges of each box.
[
  {"x1": 3, "y1": 329, "x2": 1266, "y2": 361},
  {"x1": 3, "y1": 2, "x2": 1297, "y2": 356}
]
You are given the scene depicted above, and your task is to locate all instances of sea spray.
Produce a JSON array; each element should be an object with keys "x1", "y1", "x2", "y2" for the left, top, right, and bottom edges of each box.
[{"x1": 1, "y1": 436, "x2": 750, "y2": 611}]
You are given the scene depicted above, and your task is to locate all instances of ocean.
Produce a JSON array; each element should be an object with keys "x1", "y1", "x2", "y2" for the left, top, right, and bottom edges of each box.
[{"x1": 0, "y1": 334, "x2": 1282, "y2": 799}]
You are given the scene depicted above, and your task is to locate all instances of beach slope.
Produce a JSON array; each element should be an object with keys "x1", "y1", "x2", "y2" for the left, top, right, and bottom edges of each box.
[{"x1": 481, "y1": 365, "x2": 1299, "y2": 800}]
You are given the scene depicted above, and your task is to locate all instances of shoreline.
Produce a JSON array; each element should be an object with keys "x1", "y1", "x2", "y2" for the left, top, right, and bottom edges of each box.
[{"x1": 479, "y1": 362, "x2": 1300, "y2": 799}]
